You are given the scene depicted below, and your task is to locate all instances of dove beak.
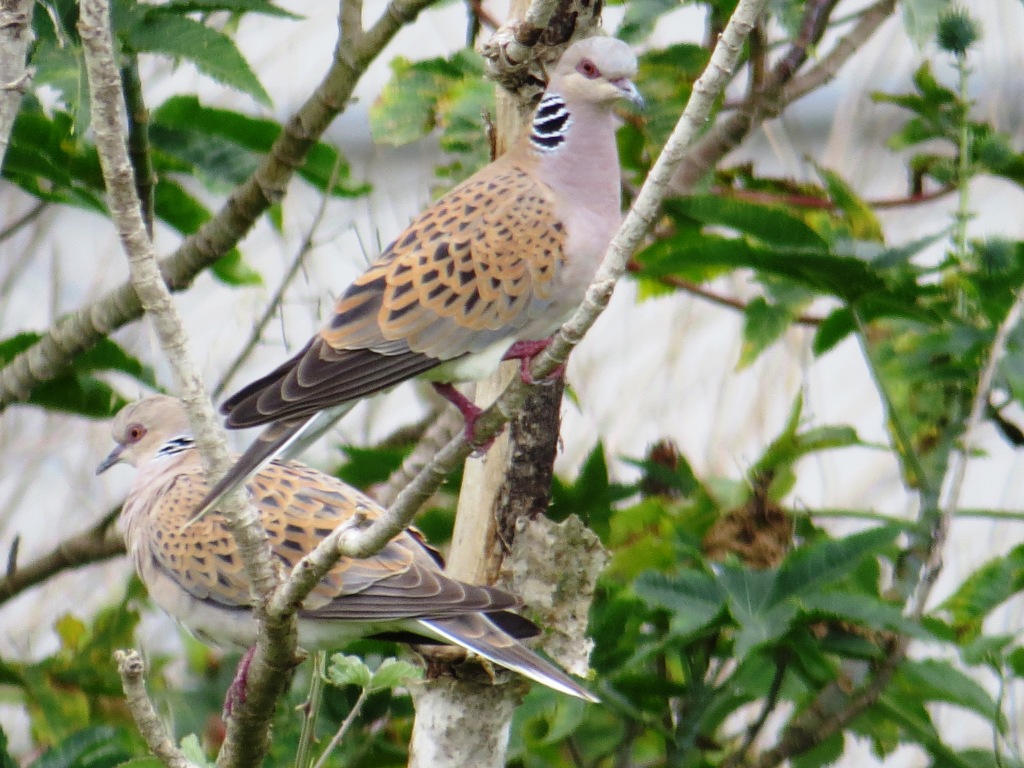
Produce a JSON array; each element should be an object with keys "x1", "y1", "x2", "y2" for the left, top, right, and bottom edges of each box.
[
  {"x1": 96, "y1": 445, "x2": 125, "y2": 475},
  {"x1": 613, "y1": 78, "x2": 644, "y2": 109}
]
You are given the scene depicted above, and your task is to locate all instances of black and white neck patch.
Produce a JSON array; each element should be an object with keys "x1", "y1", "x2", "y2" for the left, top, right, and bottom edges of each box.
[
  {"x1": 157, "y1": 435, "x2": 195, "y2": 458},
  {"x1": 530, "y1": 94, "x2": 571, "y2": 152}
]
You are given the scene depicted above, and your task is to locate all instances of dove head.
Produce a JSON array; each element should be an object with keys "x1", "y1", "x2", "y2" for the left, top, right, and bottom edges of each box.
[
  {"x1": 548, "y1": 37, "x2": 642, "y2": 109},
  {"x1": 97, "y1": 395, "x2": 191, "y2": 474}
]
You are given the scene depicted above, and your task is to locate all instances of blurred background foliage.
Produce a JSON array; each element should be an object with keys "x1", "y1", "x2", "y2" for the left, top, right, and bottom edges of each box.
[{"x1": 4, "y1": 0, "x2": 1024, "y2": 766}]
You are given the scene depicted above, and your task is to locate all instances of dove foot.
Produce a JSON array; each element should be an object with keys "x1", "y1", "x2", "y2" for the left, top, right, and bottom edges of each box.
[
  {"x1": 223, "y1": 646, "x2": 256, "y2": 719},
  {"x1": 432, "y1": 383, "x2": 500, "y2": 454},
  {"x1": 503, "y1": 339, "x2": 565, "y2": 384}
]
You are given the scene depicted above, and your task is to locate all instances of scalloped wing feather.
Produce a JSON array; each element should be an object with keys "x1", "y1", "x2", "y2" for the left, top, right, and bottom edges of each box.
[{"x1": 136, "y1": 456, "x2": 519, "y2": 622}]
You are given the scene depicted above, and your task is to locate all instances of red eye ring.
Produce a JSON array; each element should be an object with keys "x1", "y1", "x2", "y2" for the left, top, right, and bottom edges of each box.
[
  {"x1": 576, "y1": 58, "x2": 600, "y2": 79},
  {"x1": 126, "y1": 423, "x2": 147, "y2": 443}
]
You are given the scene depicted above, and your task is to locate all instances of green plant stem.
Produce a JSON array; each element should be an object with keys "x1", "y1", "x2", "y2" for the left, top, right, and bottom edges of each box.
[
  {"x1": 311, "y1": 687, "x2": 369, "y2": 768},
  {"x1": 294, "y1": 652, "x2": 327, "y2": 768},
  {"x1": 953, "y1": 51, "x2": 971, "y2": 269}
]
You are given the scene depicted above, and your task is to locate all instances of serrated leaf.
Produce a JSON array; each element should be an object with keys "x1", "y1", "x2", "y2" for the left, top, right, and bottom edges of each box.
[
  {"x1": 896, "y1": 658, "x2": 1000, "y2": 726},
  {"x1": 123, "y1": 13, "x2": 270, "y2": 105},
  {"x1": 326, "y1": 654, "x2": 372, "y2": 688},
  {"x1": 798, "y1": 592, "x2": 929, "y2": 638},
  {"x1": 634, "y1": 570, "x2": 726, "y2": 637},
  {"x1": 371, "y1": 55, "x2": 471, "y2": 146},
  {"x1": 940, "y1": 544, "x2": 1024, "y2": 638},
  {"x1": 733, "y1": 601, "x2": 797, "y2": 659},
  {"x1": 773, "y1": 526, "x2": 900, "y2": 601},
  {"x1": 368, "y1": 658, "x2": 422, "y2": 691},
  {"x1": 635, "y1": 233, "x2": 888, "y2": 302}
]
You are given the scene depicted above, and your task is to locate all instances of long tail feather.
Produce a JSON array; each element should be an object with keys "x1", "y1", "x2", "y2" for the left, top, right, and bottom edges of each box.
[
  {"x1": 416, "y1": 615, "x2": 598, "y2": 703},
  {"x1": 187, "y1": 416, "x2": 314, "y2": 524}
]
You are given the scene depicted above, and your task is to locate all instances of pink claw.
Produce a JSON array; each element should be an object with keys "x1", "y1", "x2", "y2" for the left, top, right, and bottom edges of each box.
[
  {"x1": 502, "y1": 339, "x2": 565, "y2": 384},
  {"x1": 432, "y1": 383, "x2": 499, "y2": 454}
]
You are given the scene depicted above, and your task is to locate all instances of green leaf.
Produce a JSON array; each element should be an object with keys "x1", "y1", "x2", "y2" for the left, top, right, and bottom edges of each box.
[
  {"x1": 815, "y1": 166, "x2": 884, "y2": 242},
  {"x1": 0, "y1": 726, "x2": 17, "y2": 768},
  {"x1": 901, "y1": 0, "x2": 953, "y2": 48},
  {"x1": 122, "y1": 13, "x2": 271, "y2": 105},
  {"x1": 326, "y1": 654, "x2": 372, "y2": 688},
  {"x1": 178, "y1": 734, "x2": 214, "y2": 768},
  {"x1": 371, "y1": 54, "x2": 482, "y2": 147},
  {"x1": 716, "y1": 566, "x2": 796, "y2": 657},
  {"x1": 161, "y1": 0, "x2": 299, "y2": 17},
  {"x1": 210, "y1": 251, "x2": 262, "y2": 286},
  {"x1": 368, "y1": 658, "x2": 422, "y2": 692},
  {"x1": 940, "y1": 544, "x2": 1024, "y2": 638},
  {"x1": 28, "y1": 726, "x2": 130, "y2": 768},
  {"x1": 798, "y1": 592, "x2": 930, "y2": 638},
  {"x1": 153, "y1": 96, "x2": 366, "y2": 196},
  {"x1": 773, "y1": 526, "x2": 900, "y2": 601},
  {"x1": 668, "y1": 196, "x2": 827, "y2": 249},
  {"x1": 0, "y1": 334, "x2": 156, "y2": 418},
  {"x1": 738, "y1": 297, "x2": 792, "y2": 369},
  {"x1": 635, "y1": 232, "x2": 888, "y2": 302},
  {"x1": 634, "y1": 570, "x2": 727, "y2": 637},
  {"x1": 896, "y1": 658, "x2": 1000, "y2": 726},
  {"x1": 617, "y1": 0, "x2": 678, "y2": 42},
  {"x1": 791, "y1": 731, "x2": 844, "y2": 768}
]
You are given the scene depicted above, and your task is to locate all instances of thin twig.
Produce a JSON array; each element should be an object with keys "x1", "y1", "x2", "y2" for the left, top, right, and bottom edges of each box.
[
  {"x1": 0, "y1": 199, "x2": 47, "y2": 244},
  {"x1": 626, "y1": 263, "x2": 824, "y2": 326},
  {"x1": 310, "y1": 687, "x2": 370, "y2": 768},
  {"x1": 294, "y1": 651, "x2": 327, "y2": 768},
  {"x1": 375, "y1": 407, "x2": 461, "y2": 507},
  {"x1": 0, "y1": 507, "x2": 124, "y2": 606},
  {"x1": 213, "y1": 153, "x2": 350, "y2": 400},
  {"x1": 115, "y1": 650, "x2": 191, "y2": 768},
  {"x1": 909, "y1": 288, "x2": 1024, "y2": 617},
  {"x1": 722, "y1": 657, "x2": 788, "y2": 768}
]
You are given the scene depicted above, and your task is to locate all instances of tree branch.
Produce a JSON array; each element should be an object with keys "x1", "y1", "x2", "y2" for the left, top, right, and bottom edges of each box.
[
  {"x1": 115, "y1": 650, "x2": 191, "y2": 768},
  {"x1": 671, "y1": 0, "x2": 895, "y2": 194},
  {"x1": 0, "y1": 507, "x2": 124, "y2": 606},
  {"x1": 77, "y1": 4, "x2": 300, "y2": 766},
  {"x1": 0, "y1": 0, "x2": 440, "y2": 411}
]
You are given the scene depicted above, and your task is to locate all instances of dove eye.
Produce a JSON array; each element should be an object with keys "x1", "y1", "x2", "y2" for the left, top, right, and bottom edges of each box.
[
  {"x1": 126, "y1": 424, "x2": 147, "y2": 443},
  {"x1": 577, "y1": 59, "x2": 600, "y2": 79}
]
